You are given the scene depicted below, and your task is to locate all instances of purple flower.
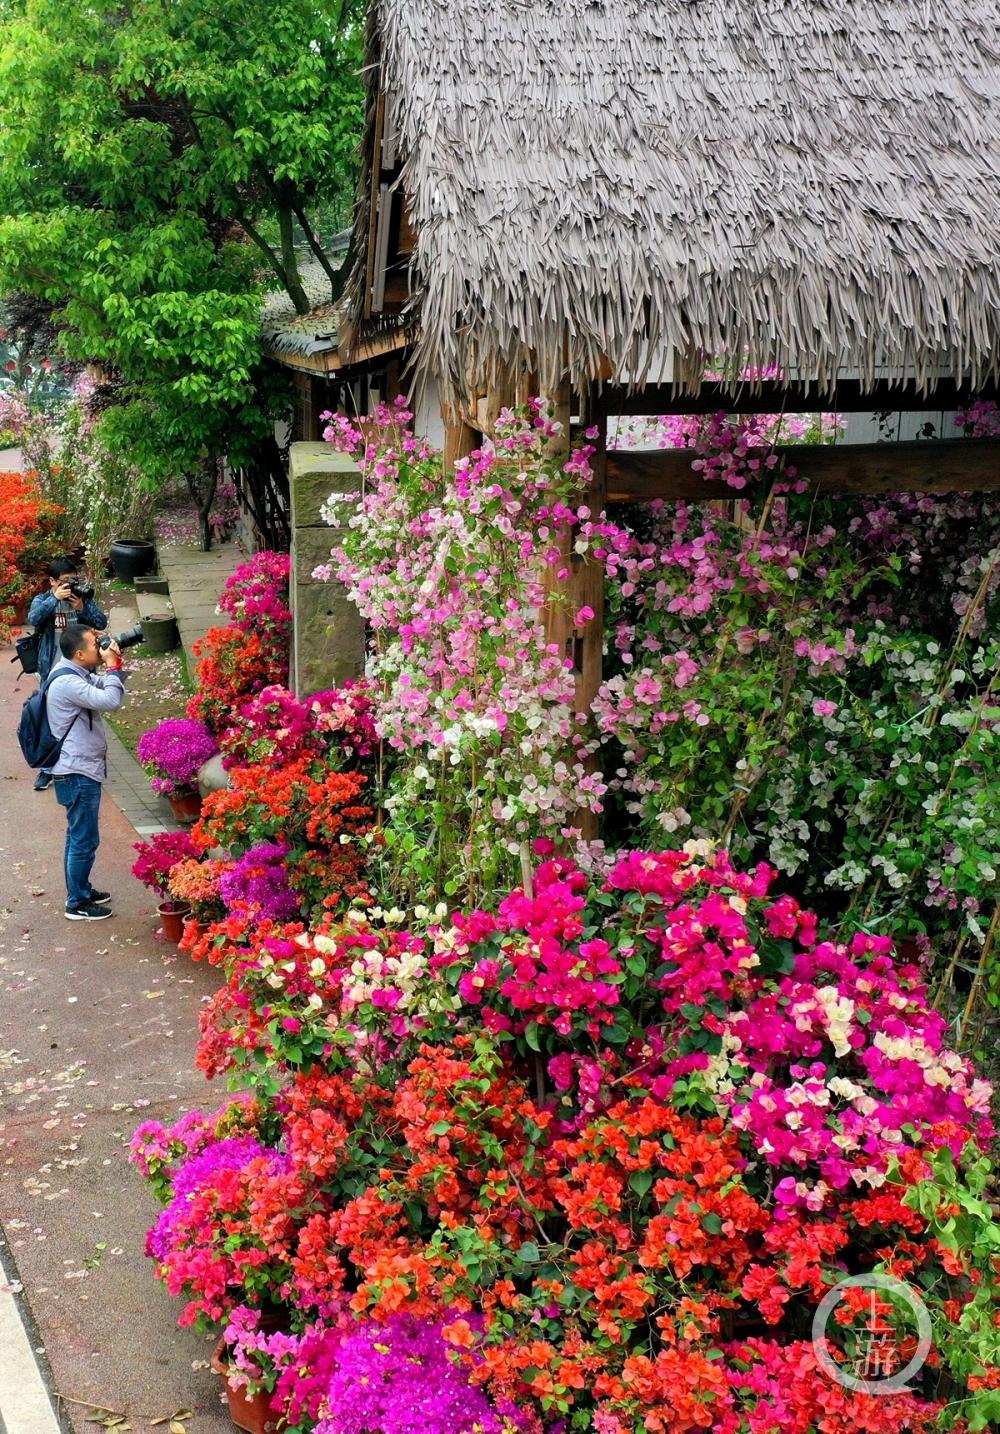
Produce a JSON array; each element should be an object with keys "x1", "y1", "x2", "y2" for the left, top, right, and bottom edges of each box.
[
  {"x1": 146, "y1": 1137, "x2": 268, "y2": 1261},
  {"x1": 138, "y1": 718, "x2": 219, "y2": 795},
  {"x1": 316, "y1": 1316, "x2": 527, "y2": 1434},
  {"x1": 219, "y1": 843, "x2": 302, "y2": 922}
]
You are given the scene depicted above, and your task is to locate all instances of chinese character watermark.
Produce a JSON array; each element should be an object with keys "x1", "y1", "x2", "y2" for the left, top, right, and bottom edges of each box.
[{"x1": 812, "y1": 1272, "x2": 933, "y2": 1395}]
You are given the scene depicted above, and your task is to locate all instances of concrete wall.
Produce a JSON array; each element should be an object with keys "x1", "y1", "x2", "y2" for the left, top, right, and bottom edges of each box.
[{"x1": 289, "y1": 442, "x2": 366, "y2": 697}]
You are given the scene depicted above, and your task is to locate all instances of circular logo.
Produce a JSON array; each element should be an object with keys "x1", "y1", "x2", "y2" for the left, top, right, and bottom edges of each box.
[{"x1": 811, "y1": 1272, "x2": 933, "y2": 1395}]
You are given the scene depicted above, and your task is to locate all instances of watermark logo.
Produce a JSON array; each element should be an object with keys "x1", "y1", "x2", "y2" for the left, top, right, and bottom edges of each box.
[{"x1": 812, "y1": 1272, "x2": 933, "y2": 1395}]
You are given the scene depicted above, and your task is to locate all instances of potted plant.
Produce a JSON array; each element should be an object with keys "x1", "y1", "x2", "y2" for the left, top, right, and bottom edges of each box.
[
  {"x1": 210, "y1": 1337, "x2": 280, "y2": 1434},
  {"x1": 166, "y1": 858, "x2": 226, "y2": 946},
  {"x1": 131, "y1": 831, "x2": 199, "y2": 939},
  {"x1": 137, "y1": 718, "x2": 219, "y2": 822}
]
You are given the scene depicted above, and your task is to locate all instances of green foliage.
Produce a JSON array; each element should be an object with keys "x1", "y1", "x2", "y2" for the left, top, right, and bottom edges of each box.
[
  {"x1": 900, "y1": 1146, "x2": 1000, "y2": 1429},
  {"x1": 0, "y1": 0, "x2": 363, "y2": 486}
]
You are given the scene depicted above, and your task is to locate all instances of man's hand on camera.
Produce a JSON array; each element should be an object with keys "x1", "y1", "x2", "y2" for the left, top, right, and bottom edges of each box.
[
  {"x1": 54, "y1": 582, "x2": 74, "y2": 601},
  {"x1": 99, "y1": 640, "x2": 123, "y2": 671}
]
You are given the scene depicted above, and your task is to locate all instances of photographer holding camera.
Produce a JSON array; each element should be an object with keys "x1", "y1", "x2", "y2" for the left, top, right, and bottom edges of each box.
[
  {"x1": 46, "y1": 622, "x2": 127, "y2": 921},
  {"x1": 27, "y1": 558, "x2": 108, "y2": 792}
]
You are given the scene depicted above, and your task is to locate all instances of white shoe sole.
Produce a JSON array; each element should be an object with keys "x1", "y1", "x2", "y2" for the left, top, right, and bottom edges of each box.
[{"x1": 64, "y1": 909, "x2": 113, "y2": 921}]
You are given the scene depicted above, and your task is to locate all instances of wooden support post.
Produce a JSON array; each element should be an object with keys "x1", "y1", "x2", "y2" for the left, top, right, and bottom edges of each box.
[
  {"x1": 573, "y1": 390, "x2": 607, "y2": 722},
  {"x1": 442, "y1": 401, "x2": 479, "y2": 470},
  {"x1": 570, "y1": 389, "x2": 607, "y2": 841}
]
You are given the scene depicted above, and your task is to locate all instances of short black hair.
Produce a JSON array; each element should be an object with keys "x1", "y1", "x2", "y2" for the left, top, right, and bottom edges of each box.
[
  {"x1": 48, "y1": 557, "x2": 78, "y2": 580},
  {"x1": 59, "y1": 623, "x2": 93, "y2": 660}
]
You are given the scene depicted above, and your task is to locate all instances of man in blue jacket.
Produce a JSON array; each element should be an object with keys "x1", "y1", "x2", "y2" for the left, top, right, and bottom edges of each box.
[
  {"x1": 47, "y1": 623, "x2": 126, "y2": 921},
  {"x1": 27, "y1": 558, "x2": 108, "y2": 791}
]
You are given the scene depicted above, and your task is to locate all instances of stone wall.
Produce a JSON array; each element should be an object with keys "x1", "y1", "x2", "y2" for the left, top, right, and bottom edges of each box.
[{"x1": 289, "y1": 442, "x2": 365, "y2": 696}]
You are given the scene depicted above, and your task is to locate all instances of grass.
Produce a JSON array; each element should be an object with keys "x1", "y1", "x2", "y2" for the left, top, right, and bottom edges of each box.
[{"x1": 106, "y1": 647, "x2": 193, "y2": 764}]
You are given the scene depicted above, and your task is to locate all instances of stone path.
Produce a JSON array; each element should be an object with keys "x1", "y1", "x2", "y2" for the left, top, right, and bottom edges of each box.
[
  {"x1": 104, "y1": 597, "x2": 180, "y2": 836},
  {"x1": 0, "y1": 647, "x2": 231, "y2": 1434},
  {"x1": 154, "y1": 540, "x2": 241, "y2": 664}
]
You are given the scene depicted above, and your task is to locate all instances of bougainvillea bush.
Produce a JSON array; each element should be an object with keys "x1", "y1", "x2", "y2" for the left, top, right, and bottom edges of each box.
[
  {"x1": 314, "y1": 398, "x2": 607, "y2": 905},
  {"x1": 133, "y1": 847, "x2": 1000, "y2": 1433},
  {"x1": 0, "y1": 468, "x2": 58, "y2": 637},
  {"x1": 137, "y1": 717, "x2": 218, "y2": 795},
  {"x1": 186, "y1": 551, "x2": 292, "y2": 734},
  {"x1": 315, "y1": 397, "x2": 1000, "y2": 1017}
]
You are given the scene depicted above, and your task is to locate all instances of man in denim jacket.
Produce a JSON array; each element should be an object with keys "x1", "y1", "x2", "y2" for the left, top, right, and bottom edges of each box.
[
  {"x1": 47, "y1": 623, "x2": 126, "y2": 921},
  {"x1": 27, "y1": 558, "x2": 108, "y2": 791}
]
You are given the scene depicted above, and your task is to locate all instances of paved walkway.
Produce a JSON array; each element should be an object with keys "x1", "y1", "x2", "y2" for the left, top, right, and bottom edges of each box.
[
  {"x1": 0, "y1": 646, "x2": 231, "y2": 1434},
  {"x1": 102, "y1": 597, "x2": 180, "y2": 836},
  {"x1": 154, "y1": 540, "x2": 241, "y2": 664}
]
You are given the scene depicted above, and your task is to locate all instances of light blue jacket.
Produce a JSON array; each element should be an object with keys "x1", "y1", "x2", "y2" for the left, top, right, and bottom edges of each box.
[
  {"x1": 47, "y1": 659, "x2": 126, "y2": 784},
  {"x1": 27, "y1": 590, "x2": 109, "y2": 682}
]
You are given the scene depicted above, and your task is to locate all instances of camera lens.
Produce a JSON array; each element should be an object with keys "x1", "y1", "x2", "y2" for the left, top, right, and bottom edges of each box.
[{"x1": 98, "y1": 624, "x2": 146, "y2": 652}]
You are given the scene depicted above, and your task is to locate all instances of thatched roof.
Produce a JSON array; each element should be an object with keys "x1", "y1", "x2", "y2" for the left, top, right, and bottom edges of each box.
[
  {"x1": 261, "y1": 249, "x2": 348, "y2": 360},
  {"x1": 353, "y1": 0, "x2": 1000, "y2": 397}
]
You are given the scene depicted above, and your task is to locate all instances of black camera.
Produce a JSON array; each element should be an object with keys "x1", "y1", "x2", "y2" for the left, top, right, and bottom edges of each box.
[
  {"x1": 98, "y1": 624, "x2": 145, "y2": 652},
  {"x1": 67, "y1": 579, "x2": 96, "y2": 602}
]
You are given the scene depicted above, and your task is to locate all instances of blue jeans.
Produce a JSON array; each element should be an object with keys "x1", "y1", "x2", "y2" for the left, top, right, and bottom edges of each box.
[{"x1": 53, "y1": 775, "x2": 102, "y2": 909}]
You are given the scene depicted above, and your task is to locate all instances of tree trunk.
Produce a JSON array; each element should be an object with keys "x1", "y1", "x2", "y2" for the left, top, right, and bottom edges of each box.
[
  {"x1": 198, "y1": 458, "x2": 218, "y2": 552},
  {"x1": 277, "y1": 202, "x2": 311, "y2": 315},
  {"x1": 291, "y1": 202, "x2": 344, "y2": 299}
]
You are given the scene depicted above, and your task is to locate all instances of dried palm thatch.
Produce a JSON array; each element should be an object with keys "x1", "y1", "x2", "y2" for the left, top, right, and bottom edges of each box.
[{"x1": 350, "y1": 0, "x2": 1000, "y2": 399}]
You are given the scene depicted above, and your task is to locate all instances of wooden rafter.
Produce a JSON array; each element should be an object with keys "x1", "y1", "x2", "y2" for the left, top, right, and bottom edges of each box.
[
  {"x1": 606, "y1": 437, "x2": 1000, "y2": 503},
  {"x1": 602, "y1": 378, "x2": 1000, "y2": 418}
]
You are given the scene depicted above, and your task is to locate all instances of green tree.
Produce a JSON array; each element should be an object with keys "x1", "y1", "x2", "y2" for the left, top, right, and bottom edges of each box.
[{"x1": 0, "y1": 0, "x2": 364, "y2": 544}]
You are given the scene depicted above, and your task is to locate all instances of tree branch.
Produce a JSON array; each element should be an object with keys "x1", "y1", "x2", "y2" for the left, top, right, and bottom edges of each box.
[{"x1": 290, "y1": 200, "x2": 341, "y2": 297}]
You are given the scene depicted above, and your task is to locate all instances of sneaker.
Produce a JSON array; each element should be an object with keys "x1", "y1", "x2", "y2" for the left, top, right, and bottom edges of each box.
[
  {"x1": 33, "y1": 772, "x2": 53, "y2": 791},
  {"x1": 88, "y1": 890, "x2": 112, "y2": 906},
  {"x1": 65, "y1": 902, "x2": 113, "y2": 922}
]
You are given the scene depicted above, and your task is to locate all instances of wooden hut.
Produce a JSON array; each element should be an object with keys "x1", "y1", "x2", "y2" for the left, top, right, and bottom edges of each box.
[{"x1": 335, "y1": 0, "x2": 1000, "y2": 754}]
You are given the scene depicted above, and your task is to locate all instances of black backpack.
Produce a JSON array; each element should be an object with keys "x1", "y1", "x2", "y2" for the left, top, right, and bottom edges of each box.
[
  {"x1": 12, "y1": 627, "x2": 43, "y2": 675},
  {"x1": 17, "y1": 670, "x2": 83, "y2": 769}
]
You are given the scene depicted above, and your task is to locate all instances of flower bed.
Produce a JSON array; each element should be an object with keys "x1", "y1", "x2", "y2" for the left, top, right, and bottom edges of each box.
[
  {"x1": 129, "y1": 407, "x2": 1000, "y2": 1432},
  {"x1": 132, "y1": 848, "x2": 1000, "y2": 1431}
]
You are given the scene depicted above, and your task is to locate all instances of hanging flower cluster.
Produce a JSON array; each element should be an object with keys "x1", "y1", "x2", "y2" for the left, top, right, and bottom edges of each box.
[{"x1": 315, "y1": 396, "x2": 607, "y2": 905}]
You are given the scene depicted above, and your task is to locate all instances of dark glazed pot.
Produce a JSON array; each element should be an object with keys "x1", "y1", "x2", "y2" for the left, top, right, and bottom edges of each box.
[{"x1": 109, "y1": 539, "x2": 156, "y2": 580}]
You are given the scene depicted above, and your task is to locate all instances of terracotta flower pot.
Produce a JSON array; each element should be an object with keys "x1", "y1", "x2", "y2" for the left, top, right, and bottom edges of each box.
[
  {"x1": 167, "y1": 787, "x2": 203, "y2": 824},
  {"x1": 157, "y1": 901, "x2": 191, "y2": 943},
  {"x1": 211, "y1": 1340, "x2": 279, "y2": 1434}
]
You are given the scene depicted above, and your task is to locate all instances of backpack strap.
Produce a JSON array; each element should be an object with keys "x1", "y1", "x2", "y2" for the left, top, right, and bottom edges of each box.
[{"x1": 41, "y1": 668, "x2": 86, "y2": 742}]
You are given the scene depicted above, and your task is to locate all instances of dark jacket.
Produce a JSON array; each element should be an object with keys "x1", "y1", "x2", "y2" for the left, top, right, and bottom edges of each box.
[{"x1": 27, "y1": 590, "x2": 109, "y2": 682}]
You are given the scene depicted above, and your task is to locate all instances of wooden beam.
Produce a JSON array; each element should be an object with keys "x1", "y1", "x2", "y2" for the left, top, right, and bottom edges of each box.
[
  {"x1": 603, "y1": 378, "x2": 999, "y2": 418},
  {"x1": 606, "y1": 437, "x2": 1000, "y2": 503}
]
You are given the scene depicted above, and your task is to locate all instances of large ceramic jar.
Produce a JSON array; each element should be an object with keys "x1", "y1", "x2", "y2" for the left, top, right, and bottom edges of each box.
[{"x1": 109, "y1": 539, "x2": 156, "y2": 580}]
